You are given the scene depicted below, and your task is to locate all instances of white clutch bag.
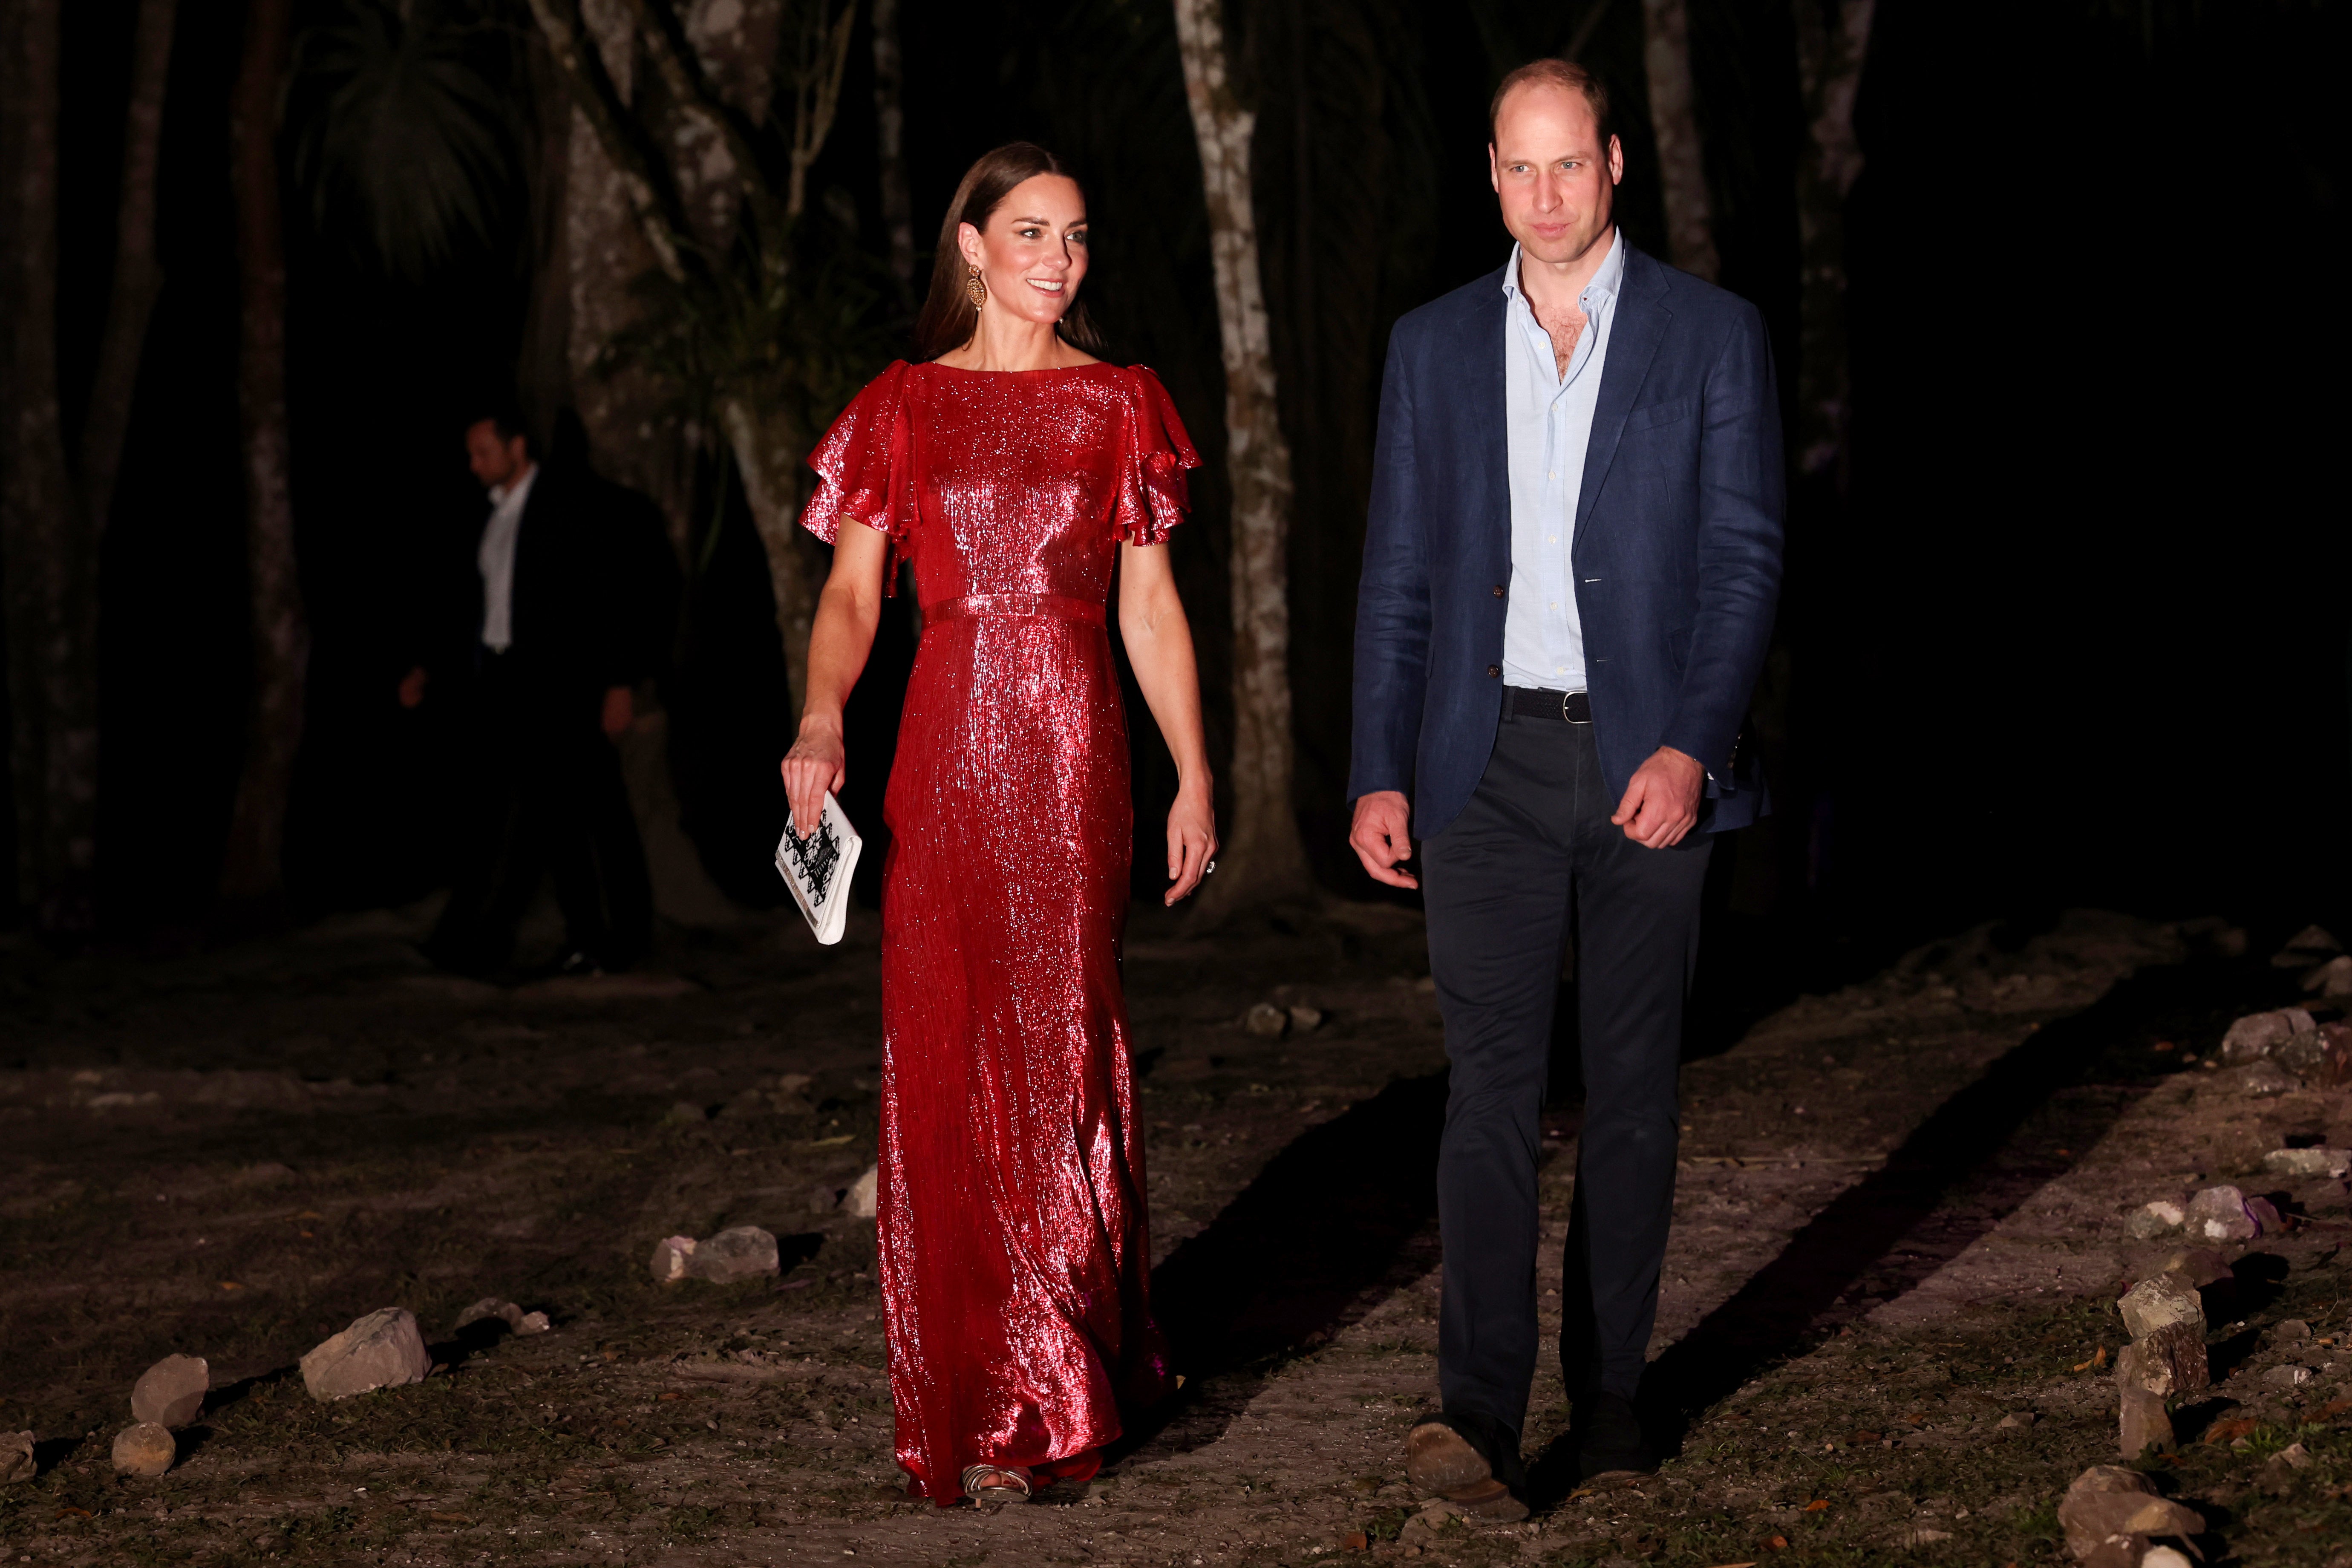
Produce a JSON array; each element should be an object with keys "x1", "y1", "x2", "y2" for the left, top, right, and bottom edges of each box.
[{"x1": 775, "y1": 791, "x2": 863, "y2": 945}]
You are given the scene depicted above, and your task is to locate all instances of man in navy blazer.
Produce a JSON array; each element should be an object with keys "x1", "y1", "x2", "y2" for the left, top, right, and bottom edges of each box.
[{"x1": 1349, "y1": 60, "x2": 1783, "y2": 1509}]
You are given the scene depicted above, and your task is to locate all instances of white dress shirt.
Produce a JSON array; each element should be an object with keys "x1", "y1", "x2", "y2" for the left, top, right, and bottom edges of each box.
[
  {"x1": 1500, "y1": 230, "x2": 1624, "y2": 692},
  {"x1": 477, "y1": 463, "x2": 536, "y2": 652}
]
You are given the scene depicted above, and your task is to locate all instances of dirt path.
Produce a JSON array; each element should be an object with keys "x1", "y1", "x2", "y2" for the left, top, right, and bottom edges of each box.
[{"x1": 2, "y1": 902, "x2": 2346, "y2": 1567}]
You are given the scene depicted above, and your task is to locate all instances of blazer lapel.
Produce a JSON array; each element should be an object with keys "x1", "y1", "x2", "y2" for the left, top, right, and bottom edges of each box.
[
  {"x1": 1573, "y1": 245, "x2": 1669, "y2": 544},
  {"x1": 1476, "y1": 271, "x2": 1510, "y2": 565}
]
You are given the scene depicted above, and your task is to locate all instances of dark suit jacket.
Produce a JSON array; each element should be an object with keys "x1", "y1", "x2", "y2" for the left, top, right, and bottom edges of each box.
[
  {"x1": 420, "y1": 462, "x2": 679, "y2": 708},
  {"x1": 1347, "y1": 242, "x2": 1785, "y2": 839}
]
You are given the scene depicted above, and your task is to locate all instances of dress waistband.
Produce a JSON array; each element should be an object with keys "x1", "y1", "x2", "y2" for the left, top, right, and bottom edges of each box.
[{"x1": 923, "y1": 592, "x2": 1107, "y2": 628}]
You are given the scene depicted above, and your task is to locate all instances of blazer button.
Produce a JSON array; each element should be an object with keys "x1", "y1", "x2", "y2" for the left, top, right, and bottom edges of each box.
[
  {"x1": 1486, "y1": 664, "x2": 1501, "y2": 678},
  {"x1": 1491, "y1": 584, "x2": 1505, "y2": 598}
]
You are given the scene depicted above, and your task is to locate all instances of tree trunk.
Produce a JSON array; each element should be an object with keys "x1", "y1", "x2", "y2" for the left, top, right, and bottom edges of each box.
[
  {"x1": 1791, "y1": 0, "x2": 1874, "y2": 485},
  {"x1": 1171, "y1": 0, "x2": 1313, "y2": 917},
  {"x1": 718, "y1": 395, "x2": 817, "y2": 713},
  {"x1": 1641, "y1": 0, "x2": 1718, "y2": 282},
  {"x1": 0, "y1": 0, "x2": 95, "y2": 928},
  {"x1": 220, "y1": 0, "x2": 308, "y2": 906},
  {"x1": 869, "y1": 0, "x2": 914, "y2": 299},
  {"x1": 559, "y1": 3, "x2": 678, "y2": 516},
  {"x1": 80, "y1": 0, "x2": 180, "y2": 542}
]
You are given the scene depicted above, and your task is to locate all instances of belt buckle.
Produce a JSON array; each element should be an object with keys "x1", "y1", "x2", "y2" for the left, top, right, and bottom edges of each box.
[{"x1": 1560, "y1": 692, "x2": 1573, "y2": 723}]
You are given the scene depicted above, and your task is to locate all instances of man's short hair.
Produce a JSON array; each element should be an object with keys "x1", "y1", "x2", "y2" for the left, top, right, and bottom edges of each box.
[
  {"x1": 1488, "y1": 58, "x2": 1614, "y2": 152},
  {"x1": 467, "y1": 398, "x2": 534, "y2": 454}
]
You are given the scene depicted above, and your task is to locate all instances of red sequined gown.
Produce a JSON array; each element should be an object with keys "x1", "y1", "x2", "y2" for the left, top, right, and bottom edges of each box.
[{"x1": 801, "y1": 360, "x2": 1197, "y2": 1504}]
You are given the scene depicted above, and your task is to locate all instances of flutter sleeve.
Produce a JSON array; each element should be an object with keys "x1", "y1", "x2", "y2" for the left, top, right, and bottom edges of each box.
[
  {"x1": 802, "y1": 361, "x2": 914, "y2": 587},
  {"x1": 1114, "y1": 366, "x2": 1202, "y2": 546}
]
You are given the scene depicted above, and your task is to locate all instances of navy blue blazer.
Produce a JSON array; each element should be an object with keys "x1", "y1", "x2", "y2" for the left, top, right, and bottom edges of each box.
[{"x1": 1347, "y1": 242, "x2": 1786, "y2": 839}]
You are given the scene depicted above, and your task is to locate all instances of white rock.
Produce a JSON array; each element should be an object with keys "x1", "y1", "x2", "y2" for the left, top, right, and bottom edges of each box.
[
  {"x1": 683, "y1": 1225, "x2": 779, "y2": 1282},
  {"x1": 2264, "y1": 1363, "x2": 2314, "y2": 1387},
  {"x1": 2185, "y1": 1185, "x2": 2257, "y2": 1242},
  {"x1": 0, "y1": 1431, "x2": 32, "y2": 1484},
  {"x1": 2143, "y1": 1548, "x2": 2194, "y2": 1568},
  {"x1": 2126, "y1": 1200, "x2": 2186, "y2": 1239},
  {"x1": 299, "y1": 1308, "x2": 431, "y2": 1401},
  {"x1": 2265, "y1": 1147, "x2": 2352, "y2": 1179},
  {"x1": 514, "y1": 1310, "x2": 551, "y2": 1334},
  {"x1": 2274, "y1": 1441, "x2": 2314, "y2": 1470},
  {"x1": 111, "y1": 1422, "x2": 174, "y2": 1478},
  {"x1": 2219, "y1": 1008, "x2": 2315, "y2": 1064},
  {"x1": 1287, "y1": 1005, "x2": 1326, "y2": 1032},
  {"x1": 845, "y1": 1164, "x2": 878, "y2": 1219},
  {"x1": 649, "y1": 1234, "x2": 698, "y2": 1282},
  {"x1": 130, "y1": 1354, "x2": 208, "y2": 1427}
]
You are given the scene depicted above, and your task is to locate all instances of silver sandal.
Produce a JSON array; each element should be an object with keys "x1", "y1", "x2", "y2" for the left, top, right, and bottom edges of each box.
[{"x1": 960, "y1": 1463, "x2": 1034, "y2": 1508}]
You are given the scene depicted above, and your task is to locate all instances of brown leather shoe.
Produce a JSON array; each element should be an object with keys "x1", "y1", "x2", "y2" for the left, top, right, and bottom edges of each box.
[{"x1": 1404, "y1": 1419, "x2": 1531, "y2": 1522}]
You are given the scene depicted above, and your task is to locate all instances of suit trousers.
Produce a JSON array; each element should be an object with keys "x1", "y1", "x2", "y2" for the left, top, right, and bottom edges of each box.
[
  {"x1": 1421, "y1": 709, "x2": 1711, "y2": 1438},
  {"x1": 430, "y1": 651, "x2": 653, "y2": 970}
]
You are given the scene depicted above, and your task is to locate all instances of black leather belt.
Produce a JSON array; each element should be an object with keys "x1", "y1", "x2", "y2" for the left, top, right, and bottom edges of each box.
[{"x1": 1505, "y1": 686, "x2": 1591, "y2": 723}]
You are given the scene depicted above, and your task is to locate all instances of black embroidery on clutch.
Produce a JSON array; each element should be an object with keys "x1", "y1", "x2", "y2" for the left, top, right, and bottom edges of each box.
[{"x1": 787, "y1": 816, "x2": 844, "y2": 907}]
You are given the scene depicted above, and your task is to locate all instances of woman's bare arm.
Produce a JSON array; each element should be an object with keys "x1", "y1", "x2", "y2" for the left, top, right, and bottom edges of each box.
[
  {"x1": 1117, "y1": 540, "x2": 1217, "y2": 904},
  {"x1": 780, "y1": 519, "x2": 891, "y2": 836}
]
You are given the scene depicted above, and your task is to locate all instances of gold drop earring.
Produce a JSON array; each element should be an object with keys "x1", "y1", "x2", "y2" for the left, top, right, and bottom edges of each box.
[{"x1": 965, "y1": 265, "x2": 988, "y2": 309}]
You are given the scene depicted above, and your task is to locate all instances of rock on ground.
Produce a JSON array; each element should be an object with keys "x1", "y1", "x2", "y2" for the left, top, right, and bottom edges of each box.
[
  {"x1": 2219, "y1": 1008, "x2": 2313, "y2": 1064},
  {"x1": 2117, "y1": 1323, "x2": 2208, "y2": 1397},
  {"x1": 2126, "y1": 1200, "x2": 2185, "y2": 1239},
  {"x1": 2117, "y1": 1273, "x2": 2205, "y2": 1340},
  {"x1": 2236, "y1": 1059, "x2": 2300, "y2": 1097},
  {"x1": 2117, "y1": 1385, "x2": 2172, "y2": 1459},
  {"x1": 111, "y1": 1422, "x2": 175, "y2": 1478},
  {"x1": 2277, "y1": 924, "x2": 2340, "y2": 959},
  {"x1": 2264, "y1": 1147, "x2": 2352, "y2": 1178},
  {"x1": 845, "y1": 1164, "x2": 878, "y2": 1219},
  {"x1": 0, "y1": 1431, "x2": 32, "y2": 1484},
  {"x1": 2059, "y1": 1467, "x2": 2204, "y2": 1561},
  {"x1": 684, "y1": 1225, "x2": 779, "y2": 1281},
  {"x1": 1244, "y1": 1002, "x2": 1288, "y2": 1038},
  {"x1": 129, "y1": 1353, "x2": 208, "y2": 1427},
  {"x1": 298, "y1": 1308, "x2": 430, "y2": 1401},
  {"x1": 2183, "y1": 1185, "x2": 2258, "y2": 1242},
  {"x1": 649, "y1": 1234, "x2": 698, "y2": 1282},
  {"x1": 455, "y1": 1297, "x2": 550, "y2": 1335}
]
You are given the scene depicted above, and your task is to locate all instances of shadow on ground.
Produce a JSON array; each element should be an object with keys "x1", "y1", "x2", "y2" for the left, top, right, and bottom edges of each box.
[
  {"x1": 1118, "y1": 1070, "x2": 1450, "y2": 1461},
  {"x1": 1516, "y1": 954, "x2": 2255, "y2": 1502}
]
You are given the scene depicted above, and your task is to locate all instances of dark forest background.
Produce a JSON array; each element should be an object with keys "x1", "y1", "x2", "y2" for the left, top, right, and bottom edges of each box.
[{"x1": 8, "y1": 0, "x2": 2347, "y2": 966}]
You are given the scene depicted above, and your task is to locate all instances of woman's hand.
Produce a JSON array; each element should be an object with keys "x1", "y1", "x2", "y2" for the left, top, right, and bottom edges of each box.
[
  {"x1": 781, "y1": 718, "x2": 847, "y2": 841},
  {"x1": 1164, "y1": 779, "x2": 1217, "y2": 905}
]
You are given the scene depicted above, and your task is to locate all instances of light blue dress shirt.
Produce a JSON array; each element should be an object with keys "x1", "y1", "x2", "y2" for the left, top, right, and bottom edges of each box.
[{"x1": 1501, "y1": 230, "x2": 1623, "y2": 692}]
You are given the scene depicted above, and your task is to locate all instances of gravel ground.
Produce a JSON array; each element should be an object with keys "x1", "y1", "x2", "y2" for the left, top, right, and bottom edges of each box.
[{"x1": 1, "y1": 898, "x2": 2346, "y2": 1567}]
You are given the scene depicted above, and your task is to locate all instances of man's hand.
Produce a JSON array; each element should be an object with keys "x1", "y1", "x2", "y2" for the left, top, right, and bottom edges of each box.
[
  {"x1": 397, "y1": 666, "x2": 428, "y2": 709},
  {"x1": 1349, "y1": 790, "x2": 1418, "y2": 889},
  {"x1": 1611, "y1": 746, "x2": 1704, "y2": 848},
  {"x1": 601, "y1": 684, "x2": 634, "y2": 739}
]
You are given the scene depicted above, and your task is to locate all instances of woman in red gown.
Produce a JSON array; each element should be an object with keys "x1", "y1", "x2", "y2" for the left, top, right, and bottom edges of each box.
[{"x1": 781, "y1": 143, "x2": 1216, "y2": 1508}]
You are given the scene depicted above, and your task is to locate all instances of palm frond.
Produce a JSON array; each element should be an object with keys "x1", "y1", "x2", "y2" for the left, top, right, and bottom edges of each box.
[{"x1": 291, "y1": 0, "x2": 527, "y2": 281}]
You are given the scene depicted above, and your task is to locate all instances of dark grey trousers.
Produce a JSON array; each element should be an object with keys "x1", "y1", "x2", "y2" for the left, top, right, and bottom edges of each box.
[{"x1": 1421, "y1": 709, "x2": 1711, "y2": 1437}]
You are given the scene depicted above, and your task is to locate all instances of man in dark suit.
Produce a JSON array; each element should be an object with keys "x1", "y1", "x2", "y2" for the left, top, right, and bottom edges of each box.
[
  {"x1": 403, "y1": 403, "x2": 677, "y2": 977},
  {"x1": 1348, "y1": 59, "x2": 1784, "y2": 1510}
]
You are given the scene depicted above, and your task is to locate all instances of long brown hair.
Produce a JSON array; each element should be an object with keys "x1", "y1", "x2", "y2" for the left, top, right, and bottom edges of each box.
[{"x1": 912, "y1": 142, "x2": 1108, "y2": 362}]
